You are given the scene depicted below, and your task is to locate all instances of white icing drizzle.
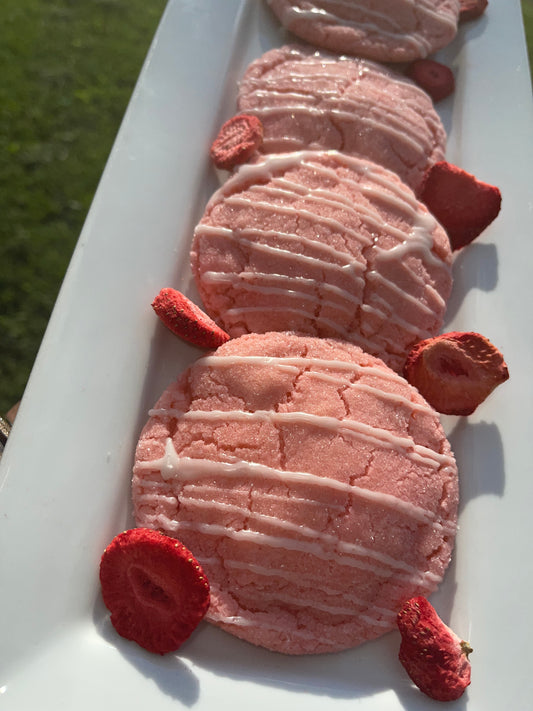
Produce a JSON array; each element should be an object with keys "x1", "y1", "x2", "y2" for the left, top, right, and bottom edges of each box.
[
  {"x1": 223, "y1": 193, "x2": 373, "y2": 247},
  {"x1": 190, "y1": 483, "x2": 346, "y2": 512},
  {"x1": 202, "y1": 271, "x2": 361, "y2": 315},
  {"x1": 145, "y1": 514, "x2": 440, "y2": 588},
  {"x1": 134, "y1": 483, "x2": 348, "y2": 526},
  {"x1": 203, "y1": 151, "x2": 352, "y2": 205},
  {"x1": 135, "y1": 440, "x2": 455, "y2": 533},
  {"x1": 206, "y1": 598, "x2": 388, "y2": 641},
  {"x1": 134, "y1": 374, "x2": 455, "y2": 635},
  {"x1": 200, "y1": 353, "x2": 302, "y2": 374},
  {"x1": 205, "y1": 607, "x2": 388, "y2": 642},
  {"x1": 268, "y1": 0, "x2": 458, "y2": 56},
  {"x1": 204, "y1": 151, "x2": 438, "y2": 257},
  {"x1": 176, "y1": 497, "x2": 432, "y2": 575},
  {"x1": 134, "y1": 492, "x2": 177, "y2": 506},
  {"x1": 194, "y1": 151, "x2": 449, "y2": 362},
  {"x1": 246, "y1": 179, "x2": 367, "y2": 226},
  {"x1": 196, "y1": 353, "x2": 407, "y2": 385},
  {"x1": 266, "y1": 159, "x2": 429, "y2": 243},
  {"x1": 147, "y1": 408, "x2": 454, "y2": 470},
  {"x1": 365, "y1": 270, "x2": 443, "y2": 316},
  {"x1": 219, "y1": 559, "x2": 397, "y2": 619},
  {"x1": 206, "y1": 579, "x2": 392, "y2": 625},
  {"x1": 299, "y1": 157, "x2": 439, "y2": 249},
  {"x1": 195, "y1": 224, "x2": 365, "y2": 276},
  {"x1": 194, "y1": 350, "x2": 449, "y2": 405},
  {"x1": 246, "y1": 177, "x2": 419, "y2": 247},
  {"x1": 249, "y1": 102, "x2": 428, "y2": 157},
  {"x1": 286, "y1": 368, "x2": 435, "y2": 415}
]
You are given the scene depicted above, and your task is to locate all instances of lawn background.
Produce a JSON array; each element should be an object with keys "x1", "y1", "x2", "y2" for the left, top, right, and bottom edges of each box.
[{"x1": 1, "y1": 0, "x2": 532, "y2": 415}]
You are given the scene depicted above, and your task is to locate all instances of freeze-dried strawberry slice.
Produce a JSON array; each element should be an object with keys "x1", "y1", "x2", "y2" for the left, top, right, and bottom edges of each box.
[
  {"x1": 397, "y1": 596, "x2": 472, "y2": 702},
  {"x1": 460, "y1": 0, "x2": 488, "y2": 22},
  {"x1": 152, "y1": 287, "x2": 230, "y2": 349},
  {"x1": 419, "y1": 161, "x2": 502, "y2": 250},
  {"x1": 210, "y1": 114, "x2": 263, "y2": 170},
  {"x1": 404, "y1": 331, "x2": 509, "y2": 415},
  {"x1": 99, "y1": 528, "x2": 210, "y2": 654},
  {"x1": 406, "y1": 59, "x2": 455, "y2": 102}
]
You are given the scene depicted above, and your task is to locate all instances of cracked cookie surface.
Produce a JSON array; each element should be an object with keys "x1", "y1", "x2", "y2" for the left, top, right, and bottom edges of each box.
[
  {"x1": 265, "y1": 0, "x2": 460, "y2": 63},
  {"x1": 133, "y1": 332, "x2": 458, "y2": 654},
  {"x1": 191, "y1": 150, "x2": 452, "y2": 373},
  {"x1": 238, "y1": 45, "x2": 446, "y2": 191}
]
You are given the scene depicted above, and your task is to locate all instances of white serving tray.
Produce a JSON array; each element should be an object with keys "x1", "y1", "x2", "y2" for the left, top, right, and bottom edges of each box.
[{"x1": 1, "y1": 1, "x2": 532, "y2": 708}]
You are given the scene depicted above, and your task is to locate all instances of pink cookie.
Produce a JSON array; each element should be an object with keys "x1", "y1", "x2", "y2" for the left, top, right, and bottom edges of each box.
[
  {"x1": 133, "y1": 332, "x2": 459, "y2": 655},
  {"x1": 266, "y1": 0, "x2": 460, "y2": 62},
  {"x1": 238, "y1": 45, "x2": 446, "y2": 191},
  {"x1": 191, "y1": 150, "x2": 452, "y2": 373}
]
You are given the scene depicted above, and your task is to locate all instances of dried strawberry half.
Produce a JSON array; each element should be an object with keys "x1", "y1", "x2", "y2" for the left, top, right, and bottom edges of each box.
[
  {"x1": 418, "y1": 161, "x2": 502, "y2": 250},
  {"x1": 152, "y1": 287, "x2": 230, "y2": 349},
  {"x1": 404, "y1": 331, "x2": 509, "y2": 416},
  {"x1": 397, "y1": 597, "x2": 472, "y2": 702},
  {"x1": 99, "y1": 528, "x2": 210, "y2": 654},
  {"x1": 460, "y1": 0, "x2": 488, "y2": 22},
  {"x1": 406, "y1": 59, "x2": 455, "y2": 102},
  {"x1": 210, "y1": 114, "x2": 263, "y2": 170}
]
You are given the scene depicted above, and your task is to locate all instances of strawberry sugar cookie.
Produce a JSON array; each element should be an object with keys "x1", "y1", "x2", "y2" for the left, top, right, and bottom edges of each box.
[
  {"x1": 237, "y1": 45, "x2": 447, "y2": 192},
  {"x1": 265, "y1": 0, "x2": 461, "y2": 63},
  {"x1": 191, "y1": 150, "x2": 453, "y2": 374},
  {"x1": 133, "y1": 332, "x2": 459, "y2": 655}
]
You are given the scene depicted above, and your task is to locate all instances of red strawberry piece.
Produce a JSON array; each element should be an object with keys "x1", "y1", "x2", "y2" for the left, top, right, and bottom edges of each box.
[
  {"x1": 99, "y1": 528, "x2": 210, "y2": 654},
  {"x1": 210, "y1": 114, "x2": 263, "y2": 170},
  {"x1": 406, "y1": 59, "x2": 455, "y2": 102},
  {"x1": 419, "y1": 161, "x2": 502, "y2": 250},
  {"x1": 460, "y1": 0, "x2": 488, "y2": 22},
  {"x1": 397, "y1": 596, "x2": 472, "y2": 702},
  {"x1": 152, "y1": 287, "x2": 230, "y2": 349},
  {"x1": 403, "y1": 331, "x2": 509, "y2": 416}
]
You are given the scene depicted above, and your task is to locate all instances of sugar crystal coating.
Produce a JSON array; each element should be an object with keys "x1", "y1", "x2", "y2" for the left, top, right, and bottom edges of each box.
[
  {"x1": 266, "y1": 0, "x2": 460, "y2": 62},
  {"x1": 133, "y1": 332, "x2": 458, "y2": 655},
  {"x1": 191, "y1": 150, "x2": 453, "y2": 373},
  {"x1": 238, "y1": 45, "x2": 447, "y2": 191}
]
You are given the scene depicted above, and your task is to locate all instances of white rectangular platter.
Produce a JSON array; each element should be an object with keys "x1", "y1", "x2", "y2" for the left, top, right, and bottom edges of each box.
[{"x1": 1, "y1": 0, "x2": 533, "y2": 708}]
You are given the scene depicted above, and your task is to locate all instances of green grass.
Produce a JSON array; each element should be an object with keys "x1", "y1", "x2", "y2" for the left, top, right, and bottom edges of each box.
[
  {"x1": 0, "y1": 1, "x2": 532, "y2": 415},
  {"x1": 0, "y1": 0, "x2": 166, "y2": 414},
  {"x1": 524, "y1": 0, "x2": 533, "y2": 73}
]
